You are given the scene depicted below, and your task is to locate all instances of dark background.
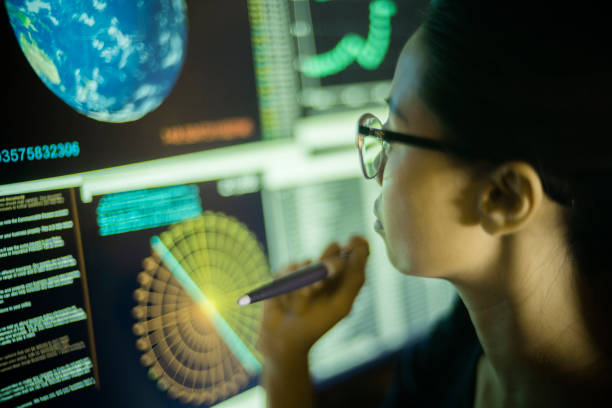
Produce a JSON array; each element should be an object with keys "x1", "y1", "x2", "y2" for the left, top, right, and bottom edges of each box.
[
  {"x1": 1, "y1": 0, "x2": 261, "y2": 185},
  {"x1": 308, "y1": 0, "x2": 429, "y2": 86},
  {"x1": 0, "y1": 190, "x2": 95, "y2": 400}
]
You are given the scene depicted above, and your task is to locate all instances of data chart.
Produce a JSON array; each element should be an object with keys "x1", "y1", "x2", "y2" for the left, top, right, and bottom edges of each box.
[{"x1": 131, "y1": 212, "x2": 271, "y2": 405}]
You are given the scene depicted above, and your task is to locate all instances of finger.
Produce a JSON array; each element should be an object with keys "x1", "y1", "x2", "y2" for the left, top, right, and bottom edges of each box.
[
  {"x1": 280, "y1": 262, "x2": 301, "y2": 276},
  {"x1": 290, "y1": 259, "x2": 318, "y2": 313},
  {"x1": 318, "y1": 242, "x2": 344, "y2": 280},
  {"x1": 302, "y1": 268, "x2": 332, "y2": 298},
  {"x1": 262, "y1": 296, "x2": 284, "y2": 331},
  {"x1": 343, "y1": 235, "x2": 369, "y2": 255},
  {"x1": 270, "y1": 259, "x2": 312, "y2": 311},
  {"x1": 331, "y1": 237, "x2": 369, "y2": 314},
  {"x1": 312, "y1": 280, "x2": 325, "y2": 290},
  {"x1": 320, "y1": 236, "x2": 368, "y2": 280},
  {"x1": 299, "y1": 259, "x2": 313, "y2": 268},
  {"x1": 277, "y1": 292, "x2": 292, "y2": 311},
  {"x1": 293, "y1": 284, "x2": 313, "y2": 315},
  {"x1": 319, "y1": 242, "x2": 341, "y2": 261},
  {"x1": 294, "y1": 269, "x2": 328, "y2": 314},
  {"x1": 343, "y1": 236, "x2": 369, "y2": 290}
]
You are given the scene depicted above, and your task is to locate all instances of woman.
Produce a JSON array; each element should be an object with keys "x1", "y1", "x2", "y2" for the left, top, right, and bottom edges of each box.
[{"x1": 260, "y1": 1, "x2": 612, "y2": 406}]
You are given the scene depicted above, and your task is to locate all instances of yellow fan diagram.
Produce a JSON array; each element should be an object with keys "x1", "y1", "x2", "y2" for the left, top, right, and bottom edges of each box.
[{"x1": 131, "y1": 211, "x2": 271, "y2": 405}]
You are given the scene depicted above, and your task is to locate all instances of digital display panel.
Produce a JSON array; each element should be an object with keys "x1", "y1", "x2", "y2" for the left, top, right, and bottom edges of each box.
[
  {"x1": 291, "y1": 0, "x2": 429, "y2": 114},
  {"x1": 2, "y1": 1, "x2": 262, "y2": 185},
  {"x1": 1, "y1": 1, "x2": 458, "y2": 407}
]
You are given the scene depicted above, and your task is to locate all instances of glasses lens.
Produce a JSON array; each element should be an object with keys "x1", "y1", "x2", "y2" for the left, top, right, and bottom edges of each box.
[{"x1": 359, "y1": 115, "x2": 384, "y2": 178}]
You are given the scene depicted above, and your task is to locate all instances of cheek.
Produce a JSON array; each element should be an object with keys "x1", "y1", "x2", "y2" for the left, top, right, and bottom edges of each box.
[
  {"x1": 380, "y1": 153, "x2": 471, "y2": 277},
  {"x1": 382, "y1": 174, "x2": 431, "y2": 274},
  {"x1": 380, "y1": 158, "x2": 423, "y2": 273}
]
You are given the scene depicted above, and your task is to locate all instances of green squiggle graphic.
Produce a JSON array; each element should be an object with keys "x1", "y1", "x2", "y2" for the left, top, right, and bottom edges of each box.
[{"x1": 300, "y1": 0, "x2": 397, "y2": 78}]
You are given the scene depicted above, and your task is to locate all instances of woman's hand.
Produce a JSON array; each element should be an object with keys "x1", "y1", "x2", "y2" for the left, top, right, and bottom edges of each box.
[{"x1": 259, "y1": 236, "x2": 370, "y2": 364}]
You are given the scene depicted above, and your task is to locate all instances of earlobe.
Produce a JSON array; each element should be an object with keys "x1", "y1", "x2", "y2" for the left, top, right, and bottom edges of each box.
[{"x1": 477, "y1": 162, "x2": 543, "y2": 236}]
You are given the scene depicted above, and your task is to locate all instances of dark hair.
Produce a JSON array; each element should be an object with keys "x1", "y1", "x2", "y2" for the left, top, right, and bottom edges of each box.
[{"x1": 418, "y1": 0, "x2": 612, "y2": 364}]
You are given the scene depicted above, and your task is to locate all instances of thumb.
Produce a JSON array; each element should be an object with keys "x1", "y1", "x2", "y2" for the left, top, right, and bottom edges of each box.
[{"x1": 330, "y1": 236, "x2": 369, "y2": 315}]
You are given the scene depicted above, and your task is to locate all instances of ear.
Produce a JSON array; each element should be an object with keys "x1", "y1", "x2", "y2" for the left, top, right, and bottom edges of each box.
[{"x1": 477, "y1": 162, "x2": 544, "y2": 236}]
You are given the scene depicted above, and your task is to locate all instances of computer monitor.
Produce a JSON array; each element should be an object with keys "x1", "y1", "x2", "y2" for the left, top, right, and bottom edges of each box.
[
  {"x1": 1, "y1": 1, "x2": 455, "y2": 407},
  {"x1": 291, "y1": 0, "x2": 429, "y2": 114}
]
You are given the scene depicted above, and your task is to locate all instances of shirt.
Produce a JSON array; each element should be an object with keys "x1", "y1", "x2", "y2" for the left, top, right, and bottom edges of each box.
[{"x1": 379, "y1": 297, "x2": 483, "y2": 408}]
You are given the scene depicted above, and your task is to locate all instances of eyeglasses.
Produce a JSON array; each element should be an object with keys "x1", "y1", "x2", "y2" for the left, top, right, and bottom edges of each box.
[
  {"x1": 356, "y1": 113, "x2": 575, "y2": 207},
  {"x1": 356, "y1": 112, "x2": 471, "y2": 179}
]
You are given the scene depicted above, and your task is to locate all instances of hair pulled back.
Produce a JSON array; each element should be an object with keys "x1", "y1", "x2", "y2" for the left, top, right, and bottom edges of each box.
[{"x1": 419, "y1": 0, "x2": 612, "y2": 360}]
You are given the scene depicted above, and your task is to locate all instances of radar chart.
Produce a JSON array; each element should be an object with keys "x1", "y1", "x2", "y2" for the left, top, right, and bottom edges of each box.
[{"x1": 131, "y1": 211, "x2": 271, "y2": 405}]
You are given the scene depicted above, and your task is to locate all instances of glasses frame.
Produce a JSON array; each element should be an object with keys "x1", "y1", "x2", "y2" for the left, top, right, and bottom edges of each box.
[
  {"x1": 357, "y1": 113, "x2": 575, "y2": 207},
  {"x1": 356, "y1": 112, "x2": 474, "y2": 180}
]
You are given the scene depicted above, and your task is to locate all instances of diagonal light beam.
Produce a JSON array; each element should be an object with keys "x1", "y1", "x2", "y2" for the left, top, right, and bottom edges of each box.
[{"x1": 150, "y1": 235, "x2": 261, "y2": 376}]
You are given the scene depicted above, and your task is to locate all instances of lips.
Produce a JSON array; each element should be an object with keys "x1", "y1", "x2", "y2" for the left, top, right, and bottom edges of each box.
[
  {"x1": 373, "y1": 197, "x2": 381, "y2": 219},
  {"x1": 374, "y1": 219, "x2": 384, "y2": 233},
  {"x1": 373, "y1": 197, "x2": 384, "y2": 233}
]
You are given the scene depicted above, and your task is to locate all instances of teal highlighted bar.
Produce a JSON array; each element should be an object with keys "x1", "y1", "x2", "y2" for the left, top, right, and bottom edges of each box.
[
  {"x1": 97, "y1": 185, "x2": 202, "y2": 236},
  {"x1": 150, "y1": 236, "x2": 262, "y2": 376}
]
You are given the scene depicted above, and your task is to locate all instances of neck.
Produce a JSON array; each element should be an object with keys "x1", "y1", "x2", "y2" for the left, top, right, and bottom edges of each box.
[{"x1": 451, "y1": 220, "x2": 605, "y2": 406}]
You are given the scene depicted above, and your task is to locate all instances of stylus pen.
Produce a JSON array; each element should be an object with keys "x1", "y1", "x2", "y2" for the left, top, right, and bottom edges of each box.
[{"x1": 237, "y1": 251, "x2": 350, "y2": 306}]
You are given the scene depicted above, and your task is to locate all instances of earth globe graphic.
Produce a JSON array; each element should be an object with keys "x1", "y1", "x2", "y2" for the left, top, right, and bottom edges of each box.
[{"x1": 5, "y1": 0, "x2": 188, "y2": 123}]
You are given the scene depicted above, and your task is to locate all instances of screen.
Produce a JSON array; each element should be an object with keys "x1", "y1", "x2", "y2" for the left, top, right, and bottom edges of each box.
[
  {"x1": 1, "y1": 1, "x2": 454, "y2": 407},
  {"x1": 291, "y1": 0, "x2": 429, "y2": 114}
]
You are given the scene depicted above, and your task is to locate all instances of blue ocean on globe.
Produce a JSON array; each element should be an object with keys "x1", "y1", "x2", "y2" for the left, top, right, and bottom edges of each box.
[{"x1": 5, "y1": 0, "x2": 188, "y2": 123}]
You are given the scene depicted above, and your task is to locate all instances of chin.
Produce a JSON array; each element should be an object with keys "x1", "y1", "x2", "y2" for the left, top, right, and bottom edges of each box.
[
  {"x1": 384, "y1": 245, "x2": 414, "y2": 276},
  {"x1": 387, "y1": 250, "x2": 440, "y2": 278}
]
